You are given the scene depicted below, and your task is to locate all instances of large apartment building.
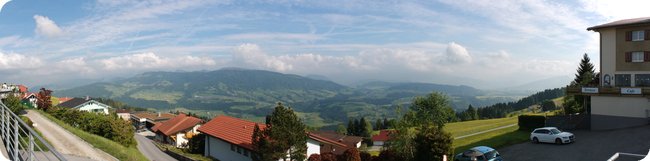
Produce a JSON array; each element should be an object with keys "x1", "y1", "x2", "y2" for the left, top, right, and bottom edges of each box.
[{"x1": 571, "y1": 17, "x2": 650, "y2": 130}]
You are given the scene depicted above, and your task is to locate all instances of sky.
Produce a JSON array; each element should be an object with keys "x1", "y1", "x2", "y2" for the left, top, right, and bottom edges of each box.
[{"x1": 0, "y1": 0, "x2": 648, "y2": 90}]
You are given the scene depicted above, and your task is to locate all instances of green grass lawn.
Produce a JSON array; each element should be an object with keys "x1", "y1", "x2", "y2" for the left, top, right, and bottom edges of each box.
[
  {"x1": 35, "y1": 110, "x2": 148, "y2": 161},
  {"x1": 444, "y1": 117, "x2": 518, "y2": 138},
  {"x1": 452, "y1": 125, "x2": 530, "y2": 154}
]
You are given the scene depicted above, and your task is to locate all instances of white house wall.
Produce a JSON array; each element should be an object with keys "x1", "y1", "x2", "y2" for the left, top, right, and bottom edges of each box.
[
  {"x1": 591, "y1": 96, "x2": 650, "y2": 130},
  {"x1": 205, "y1": 136, "x2": 252, "y2": 161},
  {"x1": 77, "y1": 103, "x2": 109, "y2": 114},
  {"x1": 306, "y1": 139, "x2": 321, "y2": 158},
  {"x1": 601, "y1": 28, "x2": 616, "y2": 86}
]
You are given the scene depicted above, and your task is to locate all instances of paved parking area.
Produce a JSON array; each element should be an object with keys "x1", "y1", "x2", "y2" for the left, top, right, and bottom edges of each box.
[{"x1": 498, "y1": 125, "x2": 650, "y2": 161}]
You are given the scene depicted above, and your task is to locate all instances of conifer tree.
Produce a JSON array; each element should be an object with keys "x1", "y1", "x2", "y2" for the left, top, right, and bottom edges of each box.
[
  {"x1": 565, "y1": 53, "x2": 595, "y2": 114},
  {"x1": 252, "y1": 102, "x2": 307, "y2": 161}
]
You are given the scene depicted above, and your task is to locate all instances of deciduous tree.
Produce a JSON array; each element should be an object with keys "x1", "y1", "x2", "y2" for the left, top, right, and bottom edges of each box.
[{"x1": 36, "y1": 88, "x2": 53, "y2": 111}]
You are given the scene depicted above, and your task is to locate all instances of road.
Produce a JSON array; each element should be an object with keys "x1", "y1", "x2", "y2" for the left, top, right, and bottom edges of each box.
[
  {"x1": 135, "y1": 131, "x2": 177, "y2": 161},
  {"x1": 24, "y1": 110, "x2": 118, "y2": 161},
  {"x1": 454, "y1": 124, "x2": 517, "y2": 140},
  {"x1": 499, "y1": 125, "x2": 650, "y2": 161}
]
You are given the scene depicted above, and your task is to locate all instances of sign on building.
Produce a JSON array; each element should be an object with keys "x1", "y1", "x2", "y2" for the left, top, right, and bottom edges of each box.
[
  {"x1": 621, "y1": 88, "x2": 642, "y2": 95},
  {"x1": 581, "y1": 87, "x2": 599, "y2": 94}
]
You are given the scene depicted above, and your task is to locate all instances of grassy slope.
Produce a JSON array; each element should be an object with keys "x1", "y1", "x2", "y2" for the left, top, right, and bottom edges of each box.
[
  {"x1": 35, "y1": 110, "x2": 148, "y2": 161},
  {"x1": 444, "y1": 117, "x2": 518, "y2": 138}
]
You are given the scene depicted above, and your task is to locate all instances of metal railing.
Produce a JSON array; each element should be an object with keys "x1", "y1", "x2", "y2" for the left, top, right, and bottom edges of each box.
[
  {"x1": 607, "y1": 152, "x2": 646, "y2": 161},
  {"x1": 0, "y1": 101, "x2": 66, "y2": 161}
]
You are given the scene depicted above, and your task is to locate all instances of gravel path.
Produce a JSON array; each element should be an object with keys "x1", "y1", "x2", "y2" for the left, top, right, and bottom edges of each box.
[{"x1": 25, "y1": 110, "x2": 118, "y2": 161}]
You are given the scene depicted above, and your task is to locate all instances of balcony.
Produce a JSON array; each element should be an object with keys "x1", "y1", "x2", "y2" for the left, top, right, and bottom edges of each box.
[{"x1": 566, "y1": 86, "x2": 650, "y2": 96}]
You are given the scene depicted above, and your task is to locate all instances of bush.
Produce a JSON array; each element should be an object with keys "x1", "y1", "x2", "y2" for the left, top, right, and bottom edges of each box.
[
  {"x1": 518, "y1": 115, "x2": 546, "y2": 130},
  {"x1": 321, "y1": 152, "x2": 338, "y2": 161},
  {"x1": 341, "y1": 148, "x2": 361, "y2": 161},
  {"x1": 359, "y1": 151, "x2": 371, "y2": 161},
  {"x1": 47, "y1": 108, "x2": 135, "y2": 147},
  {"x1": 308, "y1": 154, "x2": 321, "y2": 161},
  {"x1": 187, "y1": 133, "x2": 205, "y2": 154},
  {"x1": 374, "y1": 150, "x2": 402, "y2": 161}
]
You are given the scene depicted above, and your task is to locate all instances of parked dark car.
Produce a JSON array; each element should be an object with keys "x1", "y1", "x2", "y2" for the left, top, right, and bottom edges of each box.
[{"x1": 454, "y1": 146, "x2": 503, "y2": 161}]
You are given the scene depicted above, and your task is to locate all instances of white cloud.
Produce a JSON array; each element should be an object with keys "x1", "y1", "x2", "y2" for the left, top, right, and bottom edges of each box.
[
  {"x1": 228, "y1": 43, "x2": 574, "y2": 86},
  {"x1": 445, "y1": 42, "x2": 472, "y2": 64},
  {"x1": 224, "y1": 33, "x2": 324, "y2": 42},
  {"x1": 0, "y1": 0, "x2": 9, "y2": 13},
  {"x1": 0, "y1": 52, "x2": 43, "y2": 70},
  {"x1": 33, "y1": 15, "x2": 63, "y2": 38},
  {"x1": 580, "y1": 0, "x2": 650, "y2": 22},
  {"x1": 100, "y1": 52, "x2": 217, "y2": 70}
]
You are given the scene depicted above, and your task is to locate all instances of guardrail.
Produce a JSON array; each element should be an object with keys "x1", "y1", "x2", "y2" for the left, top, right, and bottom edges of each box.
[{"x1": 0, "y1": 101, "x2": 67, "y2": 161}]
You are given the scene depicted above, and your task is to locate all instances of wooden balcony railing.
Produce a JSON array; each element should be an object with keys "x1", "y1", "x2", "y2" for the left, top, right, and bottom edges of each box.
[{"x1": 566, "y1": 86, "x2": 650, "y2": 96}]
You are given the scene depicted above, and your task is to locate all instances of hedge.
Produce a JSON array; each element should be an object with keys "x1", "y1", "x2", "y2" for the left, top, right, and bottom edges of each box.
[{"x1": 518, "y1": 115, "x2": 546, "y2": 130}]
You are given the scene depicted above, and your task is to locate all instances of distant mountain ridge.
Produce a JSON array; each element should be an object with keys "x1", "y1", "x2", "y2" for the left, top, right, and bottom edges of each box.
[{"x1": 57, "y1": 68, "x2": 516, "y2": 127}]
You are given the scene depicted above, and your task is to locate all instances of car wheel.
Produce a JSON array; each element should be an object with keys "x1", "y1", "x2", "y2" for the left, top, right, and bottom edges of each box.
[
  {"x1": 555, "y1": 138, "x2": 562, "y2": 145},
  {"x1": 532, "y1": 137, "x2": 539, "y2": 144}
]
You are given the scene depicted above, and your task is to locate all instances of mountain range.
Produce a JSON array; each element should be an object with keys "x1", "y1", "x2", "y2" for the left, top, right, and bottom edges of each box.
[{"x1": 56, "y1": 68, "x2": 520, "y2": 128}]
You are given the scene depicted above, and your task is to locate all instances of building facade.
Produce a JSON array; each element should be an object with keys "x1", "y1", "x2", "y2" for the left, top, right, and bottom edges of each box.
[
  {"x1": 198, "y1": 115, "x2": 348, "y2": 161},
  {"x1": 572, "y1": 17, "x2": 650, "y2": 130}
]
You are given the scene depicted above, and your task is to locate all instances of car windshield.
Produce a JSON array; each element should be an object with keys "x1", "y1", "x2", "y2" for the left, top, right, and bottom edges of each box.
[
  {"x1": 550, "y1": 129, "x2": 561, "y2": 134},
  {"x1": 484, "y1": 151, "x2": 496, "y2": 159}
]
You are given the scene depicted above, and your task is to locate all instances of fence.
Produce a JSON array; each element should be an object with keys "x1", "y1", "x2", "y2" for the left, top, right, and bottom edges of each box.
[{"x1": 0, "y1": 101, "x2": 66, "y2": 161}]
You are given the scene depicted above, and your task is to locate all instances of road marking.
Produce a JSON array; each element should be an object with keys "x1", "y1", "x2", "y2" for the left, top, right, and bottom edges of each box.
[{"x1": 454, "y1": 124, "x2": 518, "y2": 140}]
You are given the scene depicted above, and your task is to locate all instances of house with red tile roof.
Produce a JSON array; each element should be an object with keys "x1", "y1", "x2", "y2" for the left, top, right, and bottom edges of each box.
[
  {"x1": 309, "y1": 131, "x2": 363, "y2": 155},
  {"x1": 198, "y1": 115, "x2": 349, "y2": 161},
  {"x1": 130, "y1": 112, "x2": 176, "y2": 130},
  {"x1": 151, "y1": 113, "x2": 203, "y2": 148},
  {"x1": 57, "y1": 97, "x2": 73, "y2": 105},
  {"x1": 371, "y1": 130, "x2": 393, "y2": 146}
]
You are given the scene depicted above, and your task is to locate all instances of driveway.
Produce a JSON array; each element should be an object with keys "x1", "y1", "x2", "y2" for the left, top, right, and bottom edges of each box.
[
  {"x1": 498, "y1": 125, "x2": 650, "y2": 161},
  {"x1": 135, "y1": 131, "x2": 177, "y2": 161},
  {"x1": 25, "y1": 110, "x2": 118, "y2": 161}
]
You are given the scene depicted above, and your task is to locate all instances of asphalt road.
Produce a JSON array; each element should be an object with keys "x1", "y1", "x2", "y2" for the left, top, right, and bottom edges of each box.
[
  {"x1": 498, "y1": 125, "x2": 650, "y2": 161},
  {"x1": 25, "y1": 110, "x2": 118, "y2": 161},
  {"x1": 135, "y1": 131, "x2": 177, "y2": 161}
]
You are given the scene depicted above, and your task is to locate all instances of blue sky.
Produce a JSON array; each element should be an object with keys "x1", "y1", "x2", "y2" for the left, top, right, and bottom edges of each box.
[{"x1": 0, "y1": 0, "x2": 647, "y2": 89}]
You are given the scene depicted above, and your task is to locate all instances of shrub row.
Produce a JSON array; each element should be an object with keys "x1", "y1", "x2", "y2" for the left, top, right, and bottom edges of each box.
[
  {"x1": 518, "y1": 115, "x2": 546, "y2": 130},
  {"x1": 48, "y1": 108, "x2": 136, "y2": 147}
]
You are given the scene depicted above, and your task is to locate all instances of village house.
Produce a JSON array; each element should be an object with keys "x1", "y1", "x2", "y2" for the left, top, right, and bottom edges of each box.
[
  {"x1": 151, "y1": 113, "x2": 203, "y2": 148},
  {"x1": 568, "y1": 17, "x2": 650, "y2": 130},
  {"x1": 131, "y1": 112, "x2": 176, "y2": 130},
  {"x1": 21, "y1": 92, "x2": 37, "y2": 108},
  {"x1": 116, "y1": 109, "x2": 131, "y2": 121},
  {"x1": 56, "y1": 97, "x2": 111, "y2": 114},
  {"x1": 371, "y1": 130, "x2": 392, "y2": 147},
  {"x1": 309, "y1": 131, "x2": 363, "y2": 155},
  {"x1": 197, "y1": 115, "x2": 348, "y2": 161}
]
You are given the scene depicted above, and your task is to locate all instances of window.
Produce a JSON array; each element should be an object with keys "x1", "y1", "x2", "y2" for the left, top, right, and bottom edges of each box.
[
  {"x1": 633, "y1": 52, "x2": 645, "y2": 62},
  {"x1": 636, "y1": 74, "x2": 650, "y2": 87},
  {"x1": 533, "y1": 129, "x2": 548, "y2": 134},
  {"x1": 237, "y1": 147, "x2": 241, "y2": 154},
  {"x1": 243, "y1": 150, "x2": 249, "y2": 157},
  {"x1": 615, "y1": 74, "x2": 632, "y2": 87},
  {"x1": 633, "y1": 30, "x2": 645, "y2": 41},
  {"x1": 230, "y1": 144, "x2": 235, "y2": 151}
]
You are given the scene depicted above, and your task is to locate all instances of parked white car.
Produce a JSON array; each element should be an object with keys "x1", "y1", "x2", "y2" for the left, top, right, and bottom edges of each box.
[{"x1": 530, "y1": 127, "x2": 575, "y2": 144}]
